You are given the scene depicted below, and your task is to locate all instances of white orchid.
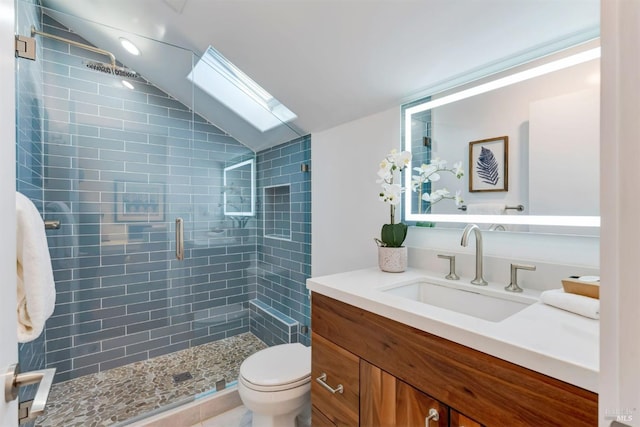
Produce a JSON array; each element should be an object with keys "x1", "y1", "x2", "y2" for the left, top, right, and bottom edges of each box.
[
  {"x1": 411, "y1": 156, "x2": 465, "y2": 214},
  {"x1": 379, "y1": 183, "x2": 402, "y2": 205},
  {"x1": 377, "y1": 149, "x2": 412, "y2": 239},
  {"x1": 392, "y1": 150, "x2": 412, "y2": 170},
  {"x1": 452, "y1": 161, "x2": 464, "y2": 179},
  {"x1": 431, "y1": 157, "x2": 447, "y2": 169},
  {"x1": 377, "y1": 149, "x2": 411, "y2": 185},
  {"x1": 454, "y1": 190, "x2": 463, "y2": 206},
  {"x1": 377, "y1": 166, "x2": 392, "y2": 184},
  {"x1": 422, "y1": 188, "x2": 450, "y2": 203}
]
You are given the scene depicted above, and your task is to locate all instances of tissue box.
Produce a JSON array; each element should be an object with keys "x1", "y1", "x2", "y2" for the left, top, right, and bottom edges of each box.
[{"x1": 561, "y1": 277, "x2": 600, "y2": 299}]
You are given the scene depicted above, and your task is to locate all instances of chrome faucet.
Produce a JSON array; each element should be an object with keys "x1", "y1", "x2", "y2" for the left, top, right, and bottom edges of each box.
[{"x1": 460, "y1": 224, "x2": 488, "y2": 286}]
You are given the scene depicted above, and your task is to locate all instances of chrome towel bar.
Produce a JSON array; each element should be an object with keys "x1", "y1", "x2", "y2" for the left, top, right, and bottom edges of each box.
[{"x1": 458, "y1": 204, "x2": 524, "y2": 212}]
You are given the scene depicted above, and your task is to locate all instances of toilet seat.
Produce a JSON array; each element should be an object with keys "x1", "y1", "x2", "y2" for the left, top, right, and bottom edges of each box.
[{"x1": 240, "y1": 343, "x2": 311, "y2": 392}]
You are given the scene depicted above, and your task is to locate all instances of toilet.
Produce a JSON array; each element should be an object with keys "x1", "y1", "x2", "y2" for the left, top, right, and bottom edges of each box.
[{"x1": 238, "y1": 343, "x2": 311, "y2": 427}]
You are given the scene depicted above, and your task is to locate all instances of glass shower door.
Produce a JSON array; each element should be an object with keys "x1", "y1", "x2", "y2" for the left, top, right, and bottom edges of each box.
[
  {"x1": 16, "y1": 2, "x2": 260, "y2": 423},
  {"x1": 34, "y1": 3, "x2": 258, "y2": 374}
]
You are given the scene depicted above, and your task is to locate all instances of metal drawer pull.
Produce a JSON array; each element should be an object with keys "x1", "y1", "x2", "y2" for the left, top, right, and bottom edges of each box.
[
  {"x1": 425, "y1": 408, "x2": 439, "y2": 426},
  {"x1": 315, "y1": 373, "x2": 343, "y2": 394},
  {"x1": 5, "y1": 363, "x2": 56, "y2": 419}
]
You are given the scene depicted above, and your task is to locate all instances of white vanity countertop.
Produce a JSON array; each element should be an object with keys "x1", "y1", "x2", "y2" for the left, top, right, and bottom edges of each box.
[{"x1": 306, "y1": 267, "x2": 599, "y2": 393}]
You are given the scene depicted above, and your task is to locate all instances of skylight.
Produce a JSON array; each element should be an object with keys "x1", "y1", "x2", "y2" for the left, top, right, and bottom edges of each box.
[{"x1": 187, "y1": 46, "x2": 297, "y2": 132}]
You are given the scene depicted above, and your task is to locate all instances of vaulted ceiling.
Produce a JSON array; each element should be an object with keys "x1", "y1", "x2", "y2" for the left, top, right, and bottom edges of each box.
[{"x1": 40, "y1": 0, "x2": 599, "y2": 151}]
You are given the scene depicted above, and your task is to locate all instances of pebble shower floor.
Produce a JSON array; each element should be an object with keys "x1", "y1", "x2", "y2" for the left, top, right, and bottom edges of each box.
[{"x1": 35, "y1": 333, "x2": 266, "y2": 427}]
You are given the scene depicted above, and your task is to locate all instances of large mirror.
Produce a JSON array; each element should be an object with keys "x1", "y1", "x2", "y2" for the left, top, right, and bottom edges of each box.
[
  {"x1": 403, "y1": 43, "x2": 600, "y2": 234},
  {"x1": 223, "y1": 158, "x2": 255, "y2": 217}
]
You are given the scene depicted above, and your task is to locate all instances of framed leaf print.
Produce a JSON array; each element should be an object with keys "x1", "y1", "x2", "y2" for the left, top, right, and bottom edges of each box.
[{"x1": 469, "y1": 136, "x2": 508, "y2": 192}]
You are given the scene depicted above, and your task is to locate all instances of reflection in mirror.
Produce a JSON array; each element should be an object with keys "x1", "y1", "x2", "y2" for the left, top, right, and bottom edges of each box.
[
  {"x1": 223, "y1": 159, "x2": 255, "y2": 217},
  {"x1": 403, "y1": 44, "x2": 601, "y2": 234}
]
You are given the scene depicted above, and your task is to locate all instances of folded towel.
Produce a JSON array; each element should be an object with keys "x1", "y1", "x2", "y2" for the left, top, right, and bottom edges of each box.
[
  {"x1": 465, "y1": 203, "x2": 506, "y2": 215},
  {"x1": 466, "y1": 203, "x2": 507, "y2": 230},
  {"x1": 540, "y1": 289, "x2": 599, "y2": 319},
  {"x1": 16, "y1": 192, "x2": 56, "y2": 343}
]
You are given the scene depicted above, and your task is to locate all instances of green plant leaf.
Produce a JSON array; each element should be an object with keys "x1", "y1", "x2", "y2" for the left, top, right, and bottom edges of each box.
[{"x1": 381, "y1": 223, "x2": 408, "y2": 247}]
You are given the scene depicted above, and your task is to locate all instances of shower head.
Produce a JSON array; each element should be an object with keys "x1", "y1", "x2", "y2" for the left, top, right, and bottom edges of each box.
[
  {"x1": 29, "y1": 27, "x2": 138, "y2": 80},
  {"x1": 85, "y1": 61, "x2": 138, "y2": 78}
]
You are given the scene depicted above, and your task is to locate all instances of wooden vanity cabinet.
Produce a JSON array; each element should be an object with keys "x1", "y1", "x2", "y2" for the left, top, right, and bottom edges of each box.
[{"x1": 311, "y1": 292, "x2": 598, "y2": 427}]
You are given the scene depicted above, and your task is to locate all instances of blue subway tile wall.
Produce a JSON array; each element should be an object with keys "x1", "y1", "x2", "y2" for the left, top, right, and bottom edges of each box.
[
  {"x1": 255, "y1": 136, "x2": 311, "y2": 346},
  {"x1": 34, "y1": 14, "x2": 257, "y2": 382},
  {"x1": 249, "y1": 300, "x2": 298, "y2": 346}
]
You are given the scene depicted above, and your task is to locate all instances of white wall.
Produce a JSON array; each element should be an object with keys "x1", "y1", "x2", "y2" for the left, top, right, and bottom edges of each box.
[
  {"x1": 312, "y1": 107, "x2": 400, "y2": 276},
  {"x1": 529, "y1": 88, "x2": 599, "y2": 217},
  {"x1": 600, "y1": 0, "x2": 640, "y2": 425}
]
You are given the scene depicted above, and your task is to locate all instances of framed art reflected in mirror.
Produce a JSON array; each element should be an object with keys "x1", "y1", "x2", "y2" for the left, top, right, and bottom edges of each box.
[{"x1": 469, "y1": 136, "x2": 508, "y2": 193}]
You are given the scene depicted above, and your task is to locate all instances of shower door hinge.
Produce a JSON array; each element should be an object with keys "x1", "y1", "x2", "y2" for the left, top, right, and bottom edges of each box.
[
  {"x1": 15, "y1": 35, "x2": 36, "y2": 60},
  {"x1": 18, "y1": 400, "x2": 32, "y2": 424}
]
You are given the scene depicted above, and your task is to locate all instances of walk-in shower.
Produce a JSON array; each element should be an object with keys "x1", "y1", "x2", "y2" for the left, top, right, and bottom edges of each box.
[{"x1": 15, "y1": 1, "x2": 311, "y2": 425}]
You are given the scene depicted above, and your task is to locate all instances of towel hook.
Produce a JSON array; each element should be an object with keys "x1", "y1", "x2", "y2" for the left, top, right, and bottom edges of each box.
[{"x1": 44, "y1": 220, "x2": 60, "y2": 230}]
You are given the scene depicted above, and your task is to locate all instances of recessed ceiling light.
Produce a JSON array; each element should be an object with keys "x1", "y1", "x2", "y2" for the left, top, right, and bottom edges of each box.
[
  {"x1": 122, "y1": 80, "x2": 134, "y2": 90},
  {"x1": 120, "y1": 38, "x2": 140, "y2": 56}
]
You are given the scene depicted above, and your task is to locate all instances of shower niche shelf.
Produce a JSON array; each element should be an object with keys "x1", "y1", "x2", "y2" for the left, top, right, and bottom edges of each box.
[{"x1": 264, "y1": 184, "x2": 291, "y2": 241}]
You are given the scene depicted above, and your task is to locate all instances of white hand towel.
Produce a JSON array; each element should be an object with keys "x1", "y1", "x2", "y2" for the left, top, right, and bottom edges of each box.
[
  {"x1": 465, "y1": 203, "x2": 506, "y2": 215},
  {"x1": 466, "y1": 203, "x2": 507, "y2": 230},
  {"x1": 540, "y1": 289, "x2": 599, "y2": 319},
  {"x1": 16, "y1": 192, "x2": 56, "y2": 343}
]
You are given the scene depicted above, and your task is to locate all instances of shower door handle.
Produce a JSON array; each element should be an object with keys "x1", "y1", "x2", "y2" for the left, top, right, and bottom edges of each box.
[
  {"x1": 5, "y1": 363, "x2": 56, "y2": 420},
  {"x1": 175, "y1": 217, "x2": 184, "y2": 260}
]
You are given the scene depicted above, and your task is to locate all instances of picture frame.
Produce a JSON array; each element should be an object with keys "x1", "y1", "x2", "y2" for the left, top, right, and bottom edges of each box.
[
  {"x1": 115, "y1": 182, "x2": 165, "y2": 222},
  {"x1": 469, "y1": 136, "x2": 508, "y2": 192}
]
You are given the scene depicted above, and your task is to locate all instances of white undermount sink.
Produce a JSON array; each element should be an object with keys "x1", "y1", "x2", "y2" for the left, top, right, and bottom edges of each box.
[{"x1": 381, "y1": 280, "x2": 537, "y2": 322}]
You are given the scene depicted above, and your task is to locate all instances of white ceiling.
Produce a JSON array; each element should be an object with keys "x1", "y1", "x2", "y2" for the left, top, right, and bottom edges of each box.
[{"x1": 39, "y1": 0, "x2": 599, "y2": 151}]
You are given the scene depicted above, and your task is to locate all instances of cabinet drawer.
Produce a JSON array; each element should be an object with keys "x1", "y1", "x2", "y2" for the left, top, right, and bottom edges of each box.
[{"x1": 311, "y1": 332, "x2": 359, "y2": 426}]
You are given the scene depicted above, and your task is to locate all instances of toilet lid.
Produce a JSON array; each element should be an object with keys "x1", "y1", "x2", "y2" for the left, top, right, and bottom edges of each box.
[{"x1": 240, "y1": 343, "x2": 310, "y2": 388}]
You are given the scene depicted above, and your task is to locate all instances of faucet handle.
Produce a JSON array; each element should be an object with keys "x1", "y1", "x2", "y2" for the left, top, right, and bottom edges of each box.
[
  {"x1": 437, "y1": 254, "x2": 460, "y2": 280},
  {"x1": 505, "y1": 263, "x2": 536, "y2": 292}
]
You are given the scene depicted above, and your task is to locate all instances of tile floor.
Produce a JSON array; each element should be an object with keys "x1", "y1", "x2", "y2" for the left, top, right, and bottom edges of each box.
[
  {"x1": 190, "y1": 405, "x2": 251, "y2": 427},
  {"x1": 35, "y1": 333, "x2": 266, "y2": 427}
]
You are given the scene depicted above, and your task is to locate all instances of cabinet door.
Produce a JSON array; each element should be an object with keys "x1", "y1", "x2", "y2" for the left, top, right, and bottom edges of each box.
[
  {"x1": 396, "y1": 380, "x2": 448, "y2": 427},
  {"x1": 311, "y1": 332, "x2": 359, "y2": 426},
  {"x1": 361, "y1": 360, "x2": 448, "y2": 427},
  {"x1": 312, "y1": 405, "x2": 337, "y2": 427},
  {"x1": 360, "y1": 360, "x2": 397, "y2": 426},
  {"x1": 450, "y1": 409, "x2": 483, "y2": 427}
]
